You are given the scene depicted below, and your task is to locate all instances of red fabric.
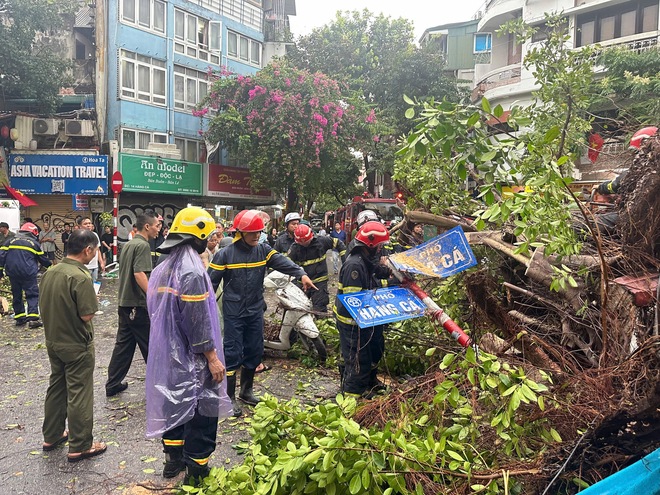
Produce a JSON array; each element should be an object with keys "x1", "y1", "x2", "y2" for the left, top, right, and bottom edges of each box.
[
  {"x1": 4, "y1": 185, "x2": 38, "y2": 207},
  {"x1": 588, "y1": 133, "x2": 604, "y2": 163}
]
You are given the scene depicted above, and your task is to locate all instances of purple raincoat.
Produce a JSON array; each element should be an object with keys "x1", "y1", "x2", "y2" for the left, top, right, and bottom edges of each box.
[{"x1": 145, "y1": 245, "x2": 233, "y2": 438}]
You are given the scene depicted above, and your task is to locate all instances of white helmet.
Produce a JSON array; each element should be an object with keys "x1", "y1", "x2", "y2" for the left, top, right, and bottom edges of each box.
[
  {"x1": 356, "y1": 209, "x2": 379, "y2": 227},
  {"x1": 284, "y1": 212, "x2": 302, "y2": 224}
]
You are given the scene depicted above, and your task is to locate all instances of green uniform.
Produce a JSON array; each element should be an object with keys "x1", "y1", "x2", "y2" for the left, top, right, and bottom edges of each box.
[
  {"x1": 117, "y1": 234, "x2": 151, "y2": 307},
  {"x1": 40, "y1": 258, "x2": 99, "y2": 453}
]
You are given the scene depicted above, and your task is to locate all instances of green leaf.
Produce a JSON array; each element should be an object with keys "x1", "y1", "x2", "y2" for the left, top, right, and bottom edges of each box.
[
  {"x1": 403, "y1": 94, "x2": 415, "y2": 105},
  {"x1": 303, "y1": 450, "x2": 323, "y2": 464},
  {"x1": 550, "y1": 428, "x2": 562, "y2": 442},
  {"x1": 544, "y1": 125, "x2": 560, "y2": 143},
  {"x1": 425, "y1": 347, "x2": 436, "y2": 356},
  {"x1": 467, "y1": 112, "x2": 480, "y2": 127},
  {"x1": 481, "y1": 97, "x2": 491, "y2": 113},
  {"x1": 447, "y1": 450, "x2": 464, "y2": 461},
  {"x1": 405, "y1": 108, "x2": 415, "y2": 119},
  {"x1": 349, "y1": 473, "x2": 362, "y2": 494},
  {"x1": 493, "y1": 104, "x2": 504, "y2": 118}
]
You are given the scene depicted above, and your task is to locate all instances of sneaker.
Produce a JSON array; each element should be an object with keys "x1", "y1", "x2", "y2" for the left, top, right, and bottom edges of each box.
[{"x1": 28, "y1": 320, "x2": 43, "y2": 329}]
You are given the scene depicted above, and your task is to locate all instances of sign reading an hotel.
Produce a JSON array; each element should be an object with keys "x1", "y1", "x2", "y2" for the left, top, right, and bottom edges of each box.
[
  {"x1": 119, "y1": 153, "x2": 202, "y2": 196},
  {"x1": 206, "y1": 164, "x2": 271, "y2": 200},
  {"x1": 9, "y1": 153, "x2": 108, "y2": 195}
]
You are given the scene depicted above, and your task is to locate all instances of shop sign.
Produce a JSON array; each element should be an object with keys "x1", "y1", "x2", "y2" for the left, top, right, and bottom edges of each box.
[
  {"x1": 206, "y1": 164, "x2": 271, "y2": 199},
  {"x1": 73, "y1": 194, "x2": 89, "y2": 210},
  {"x1": 119, "y1": 153, "x2": 202, "y2": 196},
  {"x1": 8, "y1": 153, "x2": 108, "y2": 195}
]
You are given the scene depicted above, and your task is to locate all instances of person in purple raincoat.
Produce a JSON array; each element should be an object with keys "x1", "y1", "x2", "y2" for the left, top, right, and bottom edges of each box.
[{"x1": 145, "y1": 207, "x2": 233, "y2": 485}]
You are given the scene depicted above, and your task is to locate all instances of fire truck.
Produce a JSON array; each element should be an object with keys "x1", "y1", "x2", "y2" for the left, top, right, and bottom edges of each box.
[{"x1": 331, "y1": 196, "x2": 404, "y2": 242}]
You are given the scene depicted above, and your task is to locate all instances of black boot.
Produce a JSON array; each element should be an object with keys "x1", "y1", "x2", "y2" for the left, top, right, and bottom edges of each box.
[
  {"x1": 226, "y1": 372, "x2": 242, "y2": 417},
  {"x1": 162, "y1": 448, "x2": 185, "y2": 478},
  {"x1": 338, "y1": 364, "x2": 346, "y2": 392},
  {"x1": 238, "y1": 368, "x2": 260, "y2": 406},
  {"x1": 185, "y1": 462, "x2": 210, "y2": 486}
]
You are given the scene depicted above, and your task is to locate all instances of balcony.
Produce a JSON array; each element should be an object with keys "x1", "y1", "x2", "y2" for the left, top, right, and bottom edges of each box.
[
  {"x1": 479, "y1": 0, "x2": 522, "y2": 32},
  {"x1": 472, "y1": 63, "x2": 521, "y2": 101}
]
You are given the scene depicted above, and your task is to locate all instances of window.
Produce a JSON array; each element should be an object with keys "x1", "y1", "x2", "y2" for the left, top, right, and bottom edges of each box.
[
  {"x1": 175, "y1": 138, "x2": 203, "y2": 162},
  {"x1": 174, "y1": 65, "x2": 209, "y2": 111},
  {"x1": 121, "y1": 0, "x2": 165, "y2": 34},
  {"x1": 174, "y1": 9, "x2": 221, "y2": 64},
  {"x1": 121, "y1": 128, "x2": 167, "y2": 150},
  {"x1": 577, "y1": 0, "x2": 659, "y2": 47},
  {"x1": 227, "y1": 30, "x2": 261, "y2": 66},
  {"x1": 474, "y1": 33, "x2": 492, "y2": 53},
  {"x1": 120, "y1": 50, "x2": 166, "y2": 106}
]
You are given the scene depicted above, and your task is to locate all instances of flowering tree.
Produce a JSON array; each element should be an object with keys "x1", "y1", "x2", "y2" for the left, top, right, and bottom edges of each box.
[{"x1": 200, "y1": 63, "x2": 376, "y2": 211}]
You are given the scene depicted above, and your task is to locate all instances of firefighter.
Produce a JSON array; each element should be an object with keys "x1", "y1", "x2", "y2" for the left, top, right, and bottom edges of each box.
[
  {"x1": 273, "y1": 212, "x2": 301, "y2": 254},
  {"x1": 208, "y1": 210, "x2": 316, "y2": 417},
  {"x1": 334, "y1": 221, "x2": 392, "y2": 397},
  {"x1": 288, "y1": 223, "x2": 346, "y2": 313},
  {"x1": 146, "y1": 207, "x2": 233, "y2": 484},
  {"x1": 0, "y1": 222, "x2": 52, "y2": 327}
]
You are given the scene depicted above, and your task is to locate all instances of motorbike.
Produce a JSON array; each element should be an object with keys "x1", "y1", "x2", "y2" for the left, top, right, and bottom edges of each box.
[{"x1": 263, "y1": 270, "x2": 328, "y2": 363}]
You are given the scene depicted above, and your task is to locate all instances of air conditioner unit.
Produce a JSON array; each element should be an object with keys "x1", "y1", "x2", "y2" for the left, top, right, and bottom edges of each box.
[
  {"x1": 65, "y1": 119, "x2": 94, "y2": 137},
  {"x1": 33, "y1": 118, "x2": 60, "y2": 136}
]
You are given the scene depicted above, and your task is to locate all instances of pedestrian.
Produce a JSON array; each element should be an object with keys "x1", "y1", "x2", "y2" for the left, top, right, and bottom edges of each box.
[
  {"x1": 128, "y1": 224, "x2": 137, "y2": 240},
  {"x1": 0, "y1": 221, "x2": 15, "y2": 245},
  {"x1": 0, "y1": 222, "x2": 51, "y2": 327},
  {"x1": 149, "y1": 214, "x2": 165, "y2": 265},
  {"x1": 77, "y1": 217, "x2": 105, "y2": 281},
  {"x1": 288, "y1": 223, "x2": 346, "y2": 313},
  {"x1": 40, "y1": 229, "x2": 107, "y2": 462},
  {"x1": 146, "y1": 207, "x2": 233, "y2": 484},
  {"x1": 105, "y1": 211, "x2": 160, "y2": 397},
  {"x1": 39, "y1": 221, "x2": 58, "y2": 264},
  {"x1": 215, "y1": 222, "x2": 226, "y2": 238},
  {"x1": 200, "y1": 232, "x2": 219, "y2": 269},
  {"x1": 101, "y1": 225, "x2": 114, "y2": 267},
  {"x1": 61, "y1": 223, "x2": 72, "y2": 256},
  {"x1": 334, "y1": 221, "x2": 392, "y2": 398},
  {"x1": 267, "y1": 228, "x2": 278, "y2": 246},
  {"x1": 208, "y1": 210, "x2": 316, "y2": 417},
  {"x1": 401, "y1": 223, "x2": 425, "y2": 250},
  {"x1": 329, "y1": 221, "x2": 347, "y2": 274},
  {"x1": 273, "y1": 212, "x2": 301, "y2": 254}
]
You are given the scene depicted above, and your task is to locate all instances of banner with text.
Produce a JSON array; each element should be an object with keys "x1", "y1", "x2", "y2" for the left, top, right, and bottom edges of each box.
[
  {"x1": 119, "y1": 153, "x2": 202, "y2": 196},
  {"x1": 337, "y1": 287, "x2": 426, "y2": 328},
  {"x1": 206, "y1": 164, "x2": 272, "y2": 200},
  {"x1": 9, "y1": 153, "x2": 108, "y2": 195}
]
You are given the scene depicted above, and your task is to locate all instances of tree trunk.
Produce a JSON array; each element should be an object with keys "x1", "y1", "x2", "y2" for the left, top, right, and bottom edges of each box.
[{"x1": 287, "y1": 185, "x2": 299, "y2": 214}]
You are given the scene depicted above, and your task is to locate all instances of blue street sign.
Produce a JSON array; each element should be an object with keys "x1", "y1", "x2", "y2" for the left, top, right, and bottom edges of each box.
[
  {"x1": 8, "y1": 153, "x2": 108, "y2": 195},
  {"x1": 389, "y1": 226, "x2": 477, "y2": 278},
  {"x1": 337, "y1": 287, "x2": 426, "y2": 329}
]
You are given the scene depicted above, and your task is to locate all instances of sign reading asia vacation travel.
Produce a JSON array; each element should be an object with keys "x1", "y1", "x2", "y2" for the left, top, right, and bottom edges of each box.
[
  {"x1": 337, "y1": 287, "x2": 426, "y2": 329},
  {"x1": 9, "y1": 153, "x2": 108, "y2": 195},
  {"x1": 118, "y1": 153, "x2": 202, "y2": 196}
]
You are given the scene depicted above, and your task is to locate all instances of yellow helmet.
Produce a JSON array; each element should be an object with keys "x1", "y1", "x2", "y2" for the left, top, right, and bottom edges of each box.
[{"x1": 169, "y1": 207, "x2": 215, "y2": 240}]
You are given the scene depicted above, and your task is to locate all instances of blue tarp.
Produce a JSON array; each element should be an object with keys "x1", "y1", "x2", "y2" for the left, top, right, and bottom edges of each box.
[{"x1": 579, "y1": 448, "x2": 660, "y2": 494}]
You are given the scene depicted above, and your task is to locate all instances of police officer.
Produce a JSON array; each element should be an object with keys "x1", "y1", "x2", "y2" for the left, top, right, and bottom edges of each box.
[
  {"x1": 147, "y1": 207, "x2": 232, "y2": 484},
  {"x1": 334, "y1": 221, "x2": 392, "y2": 397},
  {"x1": 273, "y1": 212, "x2": 301, "y2": 254},
  {"x1": 208, "y1": 210, "x2": 316, "y2": 416},
  {"x1": 288, "y1": 223, "x2": 346, "y2": 313},
  {"x1": 0, "y1": 222, "x2": 52, "y2": 327}
]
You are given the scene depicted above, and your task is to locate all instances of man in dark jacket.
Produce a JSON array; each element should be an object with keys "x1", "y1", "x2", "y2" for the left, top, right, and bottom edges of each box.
[
  {"x1": 273, "y1": 212, "x2": 301, "y2": 255},
  {"x1": 288, "y1": 223, "x2": 346, "y2": 313},
  {"x1": 209, "y1": 210, "x2": 315, "y2": 417},
  {"x1": 334, "y1": 221, "x2": 392, "y2": 397},
  {"x1": 0, "y1": 222, "x2": 52, "y2": 327}
]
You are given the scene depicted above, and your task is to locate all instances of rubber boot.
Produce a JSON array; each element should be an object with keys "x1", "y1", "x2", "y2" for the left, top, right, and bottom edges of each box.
[
  {"x1": 226, "y1": 372, "x2": 242, "y2": 417},
  {"x1": 162, "y1": 448, "x2": 185, "y2": 478},
  {"x1": 238, "y1": 368, "x2": 260, "y2": 406}
]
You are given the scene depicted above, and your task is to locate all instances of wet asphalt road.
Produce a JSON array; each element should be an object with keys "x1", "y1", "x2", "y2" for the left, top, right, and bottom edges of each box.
[{"x1": 0, "y1": 275, "x2": 339, "y2": 495}]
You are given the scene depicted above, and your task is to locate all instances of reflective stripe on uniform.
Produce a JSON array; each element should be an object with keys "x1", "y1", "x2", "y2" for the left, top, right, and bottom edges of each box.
[
  {"x1": 209, "y1": 262, "x2": 225, "y2": 271},
  {"x1": 191, "y1": 456, "x2": 209, "y2": 466},
  {"x1": 14, "y1": 312, "x2": 26, "y2": 319},
  {"x1": 163, "y1": 439, "x2": 184, "y2": 446},
  {"x1": 338, "y1": 250, "x2": 346, "y2": 257},
  {"x1": 158, "y1": 286, "x2": 179, "y2": 295},
  {"x1": 299, "y1": 255, "x2": 326, "y2": 266},
  {"x1": 333, "y1": 305, "x2": 356, "y2": 325},
  {"x1": 180, "y1": 292, "x2": 209, "y2": 302},
  {"x1": 312, "y1": 275, "x2": 328, "y2": 283},
  {"x1": 340, "y1": 285, "x2": 362, "y2": 294},
  {"x1": 0, "y1": 245, "x2": 44, "y2": 256},
  {"x1": 214, "y1": 249, "x2": 277, "y2": 271}
]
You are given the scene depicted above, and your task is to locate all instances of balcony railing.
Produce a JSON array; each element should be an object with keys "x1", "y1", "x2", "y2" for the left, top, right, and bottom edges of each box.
[
  {"x1": 472, "y1": 64, "x2": 521, "y2": 101},
  {"x1": 590, "y1": 33, "x2": 659, "y2": 56}
]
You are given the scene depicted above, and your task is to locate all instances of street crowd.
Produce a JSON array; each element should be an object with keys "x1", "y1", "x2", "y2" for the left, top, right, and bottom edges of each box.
[{"x1": 0, "y1": 206, "x2": 428, "y2": 486}]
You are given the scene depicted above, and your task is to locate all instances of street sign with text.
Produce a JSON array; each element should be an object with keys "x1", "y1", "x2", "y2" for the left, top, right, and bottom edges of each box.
[{"x1": 337, "y1": 287, "x2": 426, "y2": 328}]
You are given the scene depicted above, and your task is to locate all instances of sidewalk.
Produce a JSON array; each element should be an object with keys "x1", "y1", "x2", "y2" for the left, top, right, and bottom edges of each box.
[{"x1": 0, "y1": 277, "x2": 338, "y2": 495}]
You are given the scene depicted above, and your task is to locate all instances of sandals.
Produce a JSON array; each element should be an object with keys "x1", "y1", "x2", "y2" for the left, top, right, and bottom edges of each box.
[
  {"x1": 42, "y1": 432, "x2": 68, "y2": 451},
  {"x1": 67, "y1": 441, "x2": 107, "y2": 463}
]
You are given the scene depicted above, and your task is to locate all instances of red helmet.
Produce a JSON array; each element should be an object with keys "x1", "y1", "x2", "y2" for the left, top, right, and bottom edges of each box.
[
  {"x1": 20, "y1": 222, "x2": 38, "y2": 236},
  {"x1": 294, "y1": 224, "x2": 314, "y2": 245},
  {"x1": 233, "y1": 209, "x2": 265, "y2": 232},
  {"x1": 630, "y1": 126, "x2": 658, "y2": 149},
  {"x1": 355, "y1": 221, "x2": 389, "y2": 249}
]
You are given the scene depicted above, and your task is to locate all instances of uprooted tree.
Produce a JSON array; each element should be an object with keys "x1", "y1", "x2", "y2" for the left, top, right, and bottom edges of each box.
[{"x1": 182, "y1": 14, "x2": 660, "y2": 495}]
